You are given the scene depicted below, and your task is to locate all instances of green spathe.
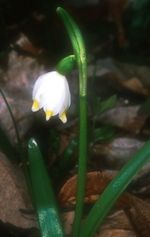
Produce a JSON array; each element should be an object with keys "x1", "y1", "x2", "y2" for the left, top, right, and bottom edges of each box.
[{"x1": 56, "y1": 55, "x2": 76, "y2": 75}]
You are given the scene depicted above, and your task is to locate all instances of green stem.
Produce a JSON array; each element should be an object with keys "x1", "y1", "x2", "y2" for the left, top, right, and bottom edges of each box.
[
  {"x1": 57, "y1": 7, "x2": 88, "y2": 237},
  {"x1": 79, "y1": 139, "x2": 150, "y2": 237},
  {"x1": 56, "y1": 7, "x2": 87, "y2": 96}
]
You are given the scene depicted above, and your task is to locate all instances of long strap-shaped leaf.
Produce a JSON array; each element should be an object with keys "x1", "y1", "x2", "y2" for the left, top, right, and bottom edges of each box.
[
  {"x1": 28, "y1": 138, "x2": 64, "y2": 237},
  {"x1": 57, "y1": 7, "x2": 88, "y2": 237},
  {"x1": 80, "y1": 139, "x2": 150, "y2": 237}
]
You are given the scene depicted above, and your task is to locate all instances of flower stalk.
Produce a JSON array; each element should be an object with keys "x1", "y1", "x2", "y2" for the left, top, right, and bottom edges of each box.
[{"x1": 57, "y1": 7, "x2": 88, "y2": 237}]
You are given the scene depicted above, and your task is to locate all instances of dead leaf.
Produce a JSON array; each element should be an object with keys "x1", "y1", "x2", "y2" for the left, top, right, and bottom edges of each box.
[
  {"x1": 58, "y1": 170, "x2": 133, "y2": 209},
  {"x1": 98, "y1": 105, "x2": 147, "y2": 134},
  {"x1": 58, "y1": 170, "x2": 150, "y2": 211},
  {"x1": 12, "y1": 33, "x2": 43, "y2": 56},
  {"x1": 58, "y1": 170, "x2": 116, "y2": 207},
  {"x1": 92, "y1": 137, "x2": 145, "y2": 169},
  {"x1": 62, "y1": 210, "x2": 136, "y2": 237},
  {"x1": 62, "y1": 211, "x2": 74, "y2": 235},
  {"x1": 59, "y1": 171, "x2": 150, "y2": 236},
  {"x1": 101, "y1": 209, "x2": 133, "y2": 230},
  {"x1": 0, "y1": 152, "x2": 36, "y2": 228},
  {"x1": 96, "y1": 229, "x2": 137, "y2": 237},
  {"x1": 0, "y1": 49, "x2": 44, "y2": 144},
  {"x1": 121, "y1": 77, "x2": 150, "y2": 96},
  {"x1": 124, "y1": 195, "x2": 150, "y2": 237}
]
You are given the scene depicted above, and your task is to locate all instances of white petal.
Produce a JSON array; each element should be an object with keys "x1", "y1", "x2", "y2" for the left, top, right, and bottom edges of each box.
[{"x1": 32, "y1": 71, "x2": 71, "y2": 121}]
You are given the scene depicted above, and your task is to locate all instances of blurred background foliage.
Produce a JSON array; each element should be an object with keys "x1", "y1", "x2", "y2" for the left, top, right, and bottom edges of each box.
[{"x1": 0, "y1": 0, "x2": 150, "y2": 62}]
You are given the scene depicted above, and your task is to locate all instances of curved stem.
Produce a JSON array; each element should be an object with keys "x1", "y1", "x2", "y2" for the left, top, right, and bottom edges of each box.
[
  {"x1": 56, "y1": 7, "x2": 87, "y2": 96},
  {"x1": 0, "y1": 89, "x2": 22, "y2": 158},
  {"x1": 57, "y1": 7, "x2": 88, "y2": 237}
]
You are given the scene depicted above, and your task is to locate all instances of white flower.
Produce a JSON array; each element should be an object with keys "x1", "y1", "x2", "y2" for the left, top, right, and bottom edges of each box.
[{"x1": 32, "y1": 71, "x2": 71, "y2": 123}]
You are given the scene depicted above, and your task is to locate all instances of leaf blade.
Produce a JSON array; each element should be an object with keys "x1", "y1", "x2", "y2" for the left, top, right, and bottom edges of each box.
[
  {"x1": 28, "y1": 138, "x2": 64, "y2": 237},
  {"x1": 80, "y1": 139, "x2": 150, "y2": 237}
]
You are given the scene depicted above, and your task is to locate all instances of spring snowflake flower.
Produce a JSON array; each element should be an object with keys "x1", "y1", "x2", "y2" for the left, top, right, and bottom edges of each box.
[{"x1": 32, "y1": 71, "x2": 71, "y2": 123}]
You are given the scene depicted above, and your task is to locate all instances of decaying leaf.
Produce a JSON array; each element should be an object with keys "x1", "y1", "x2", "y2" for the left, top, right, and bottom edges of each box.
[
  {"x1": 92, "y1": 137, "x2": 145, "y2": 169},
  {"x1": 62, "y1": 210, "x2": 136, "y2": 237},
  {"x1": 121, "y1": 77, "x2": 150, "y2": 96},
  {"x1": 0, "y1": 152, "x2": 36, "y2": 228},
  {"x1": 97, "y1": 105, "x2": 147, "y2": 134},
  {"x1": 100, "y1": 209, "x2": 133, "y2": 231},
  {"x1": 58, "y1": 170, "x2": 150, "y2": 211},
  {"x1": 62, "y1": 211, "x2": 74, "y2": 236},
  {"x1": 60, "y1": 171, "x2": 150, "y2": 236},
  {"x1": 124, "y1": 195, "x2": 150, "y2": 237},
  {"x1": 0, "y1": 49, "x2": 44, "y2": 144},
  {"x1": 12, "y1": 33, "x2": 43, "y2": 56},
  {"x1": 58, "y1": 170, "x2": 116, "y2": 207},
  {"x1": 96, "y1": 229, "x2": 137, "y2": 237}
]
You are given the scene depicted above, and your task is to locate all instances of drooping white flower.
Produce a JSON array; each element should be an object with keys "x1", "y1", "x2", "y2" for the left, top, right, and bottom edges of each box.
[{"x1": 32, "y1": 71, "x2": 71, "y2": 123}]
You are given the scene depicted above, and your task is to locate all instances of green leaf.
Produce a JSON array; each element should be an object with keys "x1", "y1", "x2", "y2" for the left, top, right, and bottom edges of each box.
[
  {"x1": 60, "y1": 136, "x2": 78, "y2": 168},
  {"x1": 132, "y1": 0, "x2": 149, "y2": 11},
  {"x1": 80, "y1": 139, "x2": 150, "y2": 237},
  {"x1": 139, "y1": 98, "x2": 150, "y2": 116},
  {"x1": 28, "y1": 138, "x2": 64, "y2": 237},
  {"x1": 50, "y1": 137, "x2": 78, "y2": 182},
  {"x1": 97, "y1": 95, "x2": 117, "y2": 114},
  {"x1": 93, "y1": 126, "x2": 116, "y2": 143}
]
